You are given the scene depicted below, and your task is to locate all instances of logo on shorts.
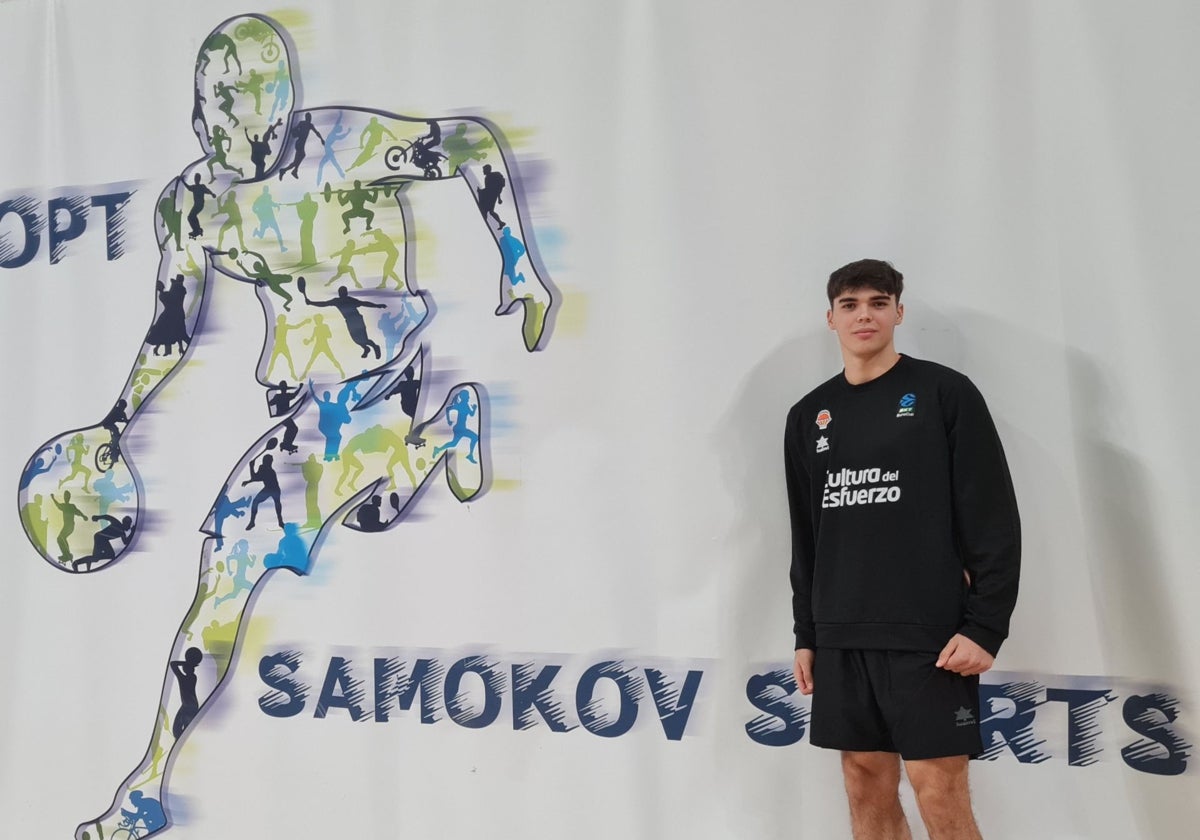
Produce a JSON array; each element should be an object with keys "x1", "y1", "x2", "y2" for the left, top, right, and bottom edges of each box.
[
  {"x1": 896, "y1": 393, "x2": 916, "y2": 418},
  {"x1": 816, "y1": 435, "x2": 829, "y2": 453},
  {"x1": 954, "y1": 706, "x2": 976, "y2": 727},
  {"x1": 816, "y1": 409, "x2": 831, "y2": 429}
]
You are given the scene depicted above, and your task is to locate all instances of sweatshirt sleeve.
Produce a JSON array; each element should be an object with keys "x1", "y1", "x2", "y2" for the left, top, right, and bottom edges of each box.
[
  {"x1": 784, "y1": 405, "x2": 817, "y2": 650},
  {"x1": 943, "y1": 376, "x2": 1022, "y2": 656}
]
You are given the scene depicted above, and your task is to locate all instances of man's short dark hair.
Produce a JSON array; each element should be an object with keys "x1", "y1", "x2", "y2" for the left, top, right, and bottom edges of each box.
[{"x1": 827, "y1": 259, "x2": 904, "y2": 304}]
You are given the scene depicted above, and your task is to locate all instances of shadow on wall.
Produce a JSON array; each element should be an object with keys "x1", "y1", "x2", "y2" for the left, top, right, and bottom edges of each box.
[
  {"x1": 714, "y1": 325, "x2": 837, "y2": 664},
  {"x1": 1065, "y1": 351, "x2": 1178, "y2": 678},
  {"x1": 899, "y1": 307, "x2": 1181, "y2": 690},
  {"x1": 1065, "y1": 349, "x2": 1191, "y2": 840}
]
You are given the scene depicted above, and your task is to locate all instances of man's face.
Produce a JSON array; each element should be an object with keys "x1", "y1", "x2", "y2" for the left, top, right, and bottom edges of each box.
[{"x1": 826, "y1": 286, "x2": 903, "y2": 358}]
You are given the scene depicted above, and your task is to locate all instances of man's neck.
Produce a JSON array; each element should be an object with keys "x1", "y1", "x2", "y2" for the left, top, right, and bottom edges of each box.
[{"x1": 842, "y1": 348, "x2": 902, "y2": 385}]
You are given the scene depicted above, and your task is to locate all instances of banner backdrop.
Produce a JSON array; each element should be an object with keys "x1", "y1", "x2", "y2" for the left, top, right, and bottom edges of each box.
[{"x1": 1, "y1": 2, "x2": 1197, "y2": 838}]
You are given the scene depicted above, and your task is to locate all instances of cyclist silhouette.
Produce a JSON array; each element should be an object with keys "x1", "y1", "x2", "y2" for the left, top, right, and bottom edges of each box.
[{"x1": 116, "y1": 790, "x2": 167, "y2": 837}]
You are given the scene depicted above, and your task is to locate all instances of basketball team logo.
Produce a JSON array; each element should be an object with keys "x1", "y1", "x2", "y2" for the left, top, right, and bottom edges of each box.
[{"x1": 816, "y1": 409, "x2": 831, "y2": 429}]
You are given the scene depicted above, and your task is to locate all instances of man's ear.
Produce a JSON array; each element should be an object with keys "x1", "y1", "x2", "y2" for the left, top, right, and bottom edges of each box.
[
  {"x1": 826, "y1": 309, "x2": 834, "y2": 330},
  {"x1": 896, "y1": 302, "x2": 904, "y2": 323}
]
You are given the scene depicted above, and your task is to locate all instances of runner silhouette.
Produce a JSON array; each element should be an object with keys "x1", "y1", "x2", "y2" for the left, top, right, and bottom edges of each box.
[
  {"x1": 206, "y1": 125, "x2": 243, "y2": 178},
  {"x1": 212, "y1": 81, "x2": 240, "y2": 127},
  {"x1": 499, "y1": 226, "x2": 527, "y2": 285},
  {"x1": 431, "y1": 389, "x2": 479, "y2": 463}
]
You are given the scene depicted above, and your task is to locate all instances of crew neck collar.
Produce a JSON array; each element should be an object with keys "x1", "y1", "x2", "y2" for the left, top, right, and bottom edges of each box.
[{"x1": 841, "y1": 353, "x2": 908, "y2": 390}]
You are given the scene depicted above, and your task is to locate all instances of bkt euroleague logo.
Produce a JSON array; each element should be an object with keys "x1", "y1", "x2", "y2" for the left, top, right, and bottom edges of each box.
[
  {"x1": 821, "y1": 466, "x2": 902, "y2": 509},
  {"x1": 896, "y1": 393, "x2": 916, "y2": 418}
]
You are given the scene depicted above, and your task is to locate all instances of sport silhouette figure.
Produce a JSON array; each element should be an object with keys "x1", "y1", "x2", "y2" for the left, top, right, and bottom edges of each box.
[{"x1": 16, "y1": 14, "x2": 554, "y2": 840}]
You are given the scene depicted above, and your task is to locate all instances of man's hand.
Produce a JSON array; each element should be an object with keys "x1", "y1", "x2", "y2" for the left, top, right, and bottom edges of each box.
[
  {"x1": 936, "y1": 633, "x2": 994, "y2": 676},
  {"x1": 793, "y1": 648, "x2": 815, "y2": 695}
]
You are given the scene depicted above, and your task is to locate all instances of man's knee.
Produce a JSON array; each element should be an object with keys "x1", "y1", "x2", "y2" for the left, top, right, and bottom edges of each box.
[
  {"x1": 904, "y1": 755, "x2": 971, "y2": 809},
  {"x1": 841, "y1": 751, "x2": 901, "y2": 801}
]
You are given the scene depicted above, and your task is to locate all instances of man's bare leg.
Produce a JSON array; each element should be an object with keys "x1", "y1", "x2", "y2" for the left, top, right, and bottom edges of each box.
[
  {"x1": 904, "y1": 756, "x2": 982, "y2": 840},
  {"x1": 841, "y1": 751, "x2": 913, "y2": 840}
]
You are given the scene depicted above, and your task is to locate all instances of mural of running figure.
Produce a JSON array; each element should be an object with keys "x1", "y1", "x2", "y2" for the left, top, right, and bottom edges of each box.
[{"x1": 16, "y1": 14, "x2": 554, "y2": 840}]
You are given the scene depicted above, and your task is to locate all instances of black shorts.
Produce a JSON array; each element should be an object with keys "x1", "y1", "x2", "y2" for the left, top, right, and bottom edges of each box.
[{"x1": 808, "y1": 648, "x2": 982, "y2": 760}]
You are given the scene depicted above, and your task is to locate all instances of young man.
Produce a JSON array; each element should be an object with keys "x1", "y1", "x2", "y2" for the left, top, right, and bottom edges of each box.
[{"x1": 785, "y1": 259, "x2": 1020, "y2": 840}]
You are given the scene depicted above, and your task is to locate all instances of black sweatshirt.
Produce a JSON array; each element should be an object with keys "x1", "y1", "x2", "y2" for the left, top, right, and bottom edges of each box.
[{"x1": 784, "y1": 355, "x2": 1021, "y2": 656}]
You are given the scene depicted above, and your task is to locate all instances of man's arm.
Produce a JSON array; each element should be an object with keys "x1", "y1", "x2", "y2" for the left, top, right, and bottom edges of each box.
[
  {"x1": 944, "y1": 375, "x2": 1022, "y2": 657},
  {"x1": 784, "y1": 405, "x2": 818, "y2": 651},
  {"x1": 785, "y1": 405, "x2": 818, "y2": 695}
]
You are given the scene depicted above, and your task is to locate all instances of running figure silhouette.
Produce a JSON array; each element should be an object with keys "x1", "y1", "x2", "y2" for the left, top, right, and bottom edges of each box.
[{"x1": 17, "y1": 13, "x2": 554, "y2": 840}]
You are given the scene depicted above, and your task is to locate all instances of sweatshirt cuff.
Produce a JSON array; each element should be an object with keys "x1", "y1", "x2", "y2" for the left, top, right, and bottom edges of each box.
[
  {"x1": 794, "y1": 628, "x2": 816, "y2": 651},
  {"x1": 959, "y1": 624, "x2": 1005, "y2": 657}
]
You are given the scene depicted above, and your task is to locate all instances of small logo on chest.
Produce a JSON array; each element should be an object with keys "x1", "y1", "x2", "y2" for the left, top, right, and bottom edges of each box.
[
  {"x1": 815, "y1": 436, "x2": 829, "y2": 453},
  {"x1": 896, "y1": 393, "x2": 916, "y2": 418},
  {"x1": 816, "y1": 409, "x2": 832, "y2": 429}
]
